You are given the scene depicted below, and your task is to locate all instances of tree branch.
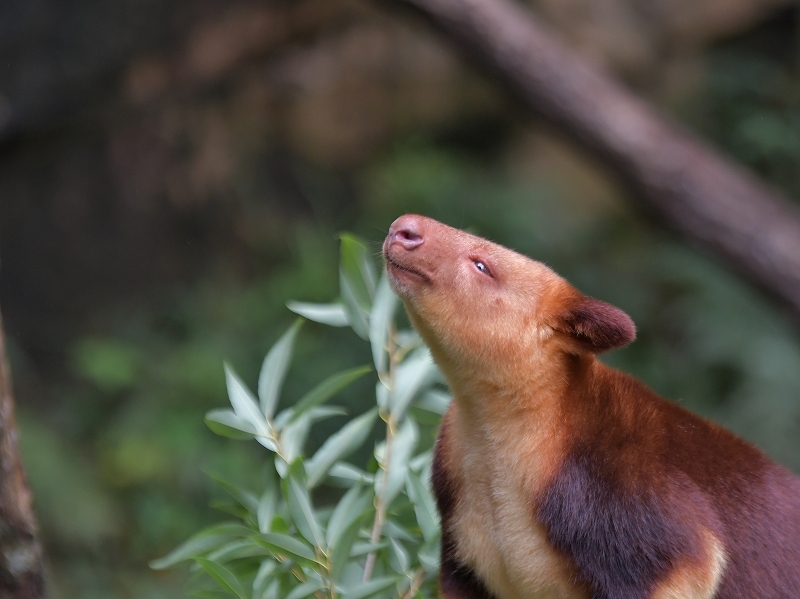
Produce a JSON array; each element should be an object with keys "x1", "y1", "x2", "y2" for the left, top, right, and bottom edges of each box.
[
  {"x1": 0, "y1": 308, "x2": 46, "y2": 598},
  {"x1": 382, "y1": 0, "x2": 800, "y2": 322}
]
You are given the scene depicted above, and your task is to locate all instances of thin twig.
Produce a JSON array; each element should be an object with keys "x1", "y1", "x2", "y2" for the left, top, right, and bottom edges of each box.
[
  {"x1": 362, "y1": 323, "x2": 399, "y2": 583},
  {"x1": 362, "y1": 415, "x2": 395, "y2": 582}
]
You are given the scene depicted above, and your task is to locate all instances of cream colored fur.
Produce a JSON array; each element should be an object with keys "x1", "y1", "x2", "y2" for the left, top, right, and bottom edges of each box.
[{"x1": 444, "y1": 401, "x2": 588, "y2": 599}]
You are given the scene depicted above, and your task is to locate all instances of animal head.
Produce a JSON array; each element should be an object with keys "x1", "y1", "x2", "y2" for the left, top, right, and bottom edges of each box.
[{"x1": 383, "y1": 215, "x2": 635, "y2": 384}]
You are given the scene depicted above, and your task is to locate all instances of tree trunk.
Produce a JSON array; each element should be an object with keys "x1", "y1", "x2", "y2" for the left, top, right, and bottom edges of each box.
[
  {"x1": 383, "y1": 0, "x2": 800, "y2": 323},
  {"x1": 0, "y1": 308, "x2": 45, "y2": 598}
]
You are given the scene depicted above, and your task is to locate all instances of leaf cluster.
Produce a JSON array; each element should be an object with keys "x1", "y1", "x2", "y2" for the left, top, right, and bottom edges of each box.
[{"x1": 152, "y1": 235, "x2": 447, "y2": 599}]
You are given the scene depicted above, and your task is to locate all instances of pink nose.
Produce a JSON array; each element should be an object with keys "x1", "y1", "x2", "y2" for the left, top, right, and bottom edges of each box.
[{"x1": 387, "y1": 215, "x2": 425, "y2": 251}]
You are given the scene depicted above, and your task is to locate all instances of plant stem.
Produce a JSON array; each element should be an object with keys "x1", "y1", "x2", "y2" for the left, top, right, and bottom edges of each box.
[
  {"x1": 324, "y1": 553, "x2": 337, "y2": 599},
  {"x1": 362, "y1": 324, "x2": 398, "y2": 583},
  {"x1": 399, "y1": 569, "x2": 425, "y2": 599},
  {"x1": 362, "y1": 414, "x2": 396, "y2": 582}
]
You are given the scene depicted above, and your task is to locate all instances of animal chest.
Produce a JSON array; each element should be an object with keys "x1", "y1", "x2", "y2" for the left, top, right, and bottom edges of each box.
[{"x1": 444, "y1": 414, "x2": 587, "y2": 599}]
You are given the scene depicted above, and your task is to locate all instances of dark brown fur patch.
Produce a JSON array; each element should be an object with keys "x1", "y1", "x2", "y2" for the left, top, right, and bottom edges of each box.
[
  {"x1": 542, "y1": 359, "x2": 800, "y2": 599},
  {"x1": 439, "y1": 529, "x2": 499, "y2": 599},
  {"x1": 431, "y1": 412, "x2": 457, "y2": 522},
  {"x1": 558, "y1": 297, "x2": 636, "y2": 353},
  {"x1": 536, "y1": 448, "x2": 698, "y2": 599}
]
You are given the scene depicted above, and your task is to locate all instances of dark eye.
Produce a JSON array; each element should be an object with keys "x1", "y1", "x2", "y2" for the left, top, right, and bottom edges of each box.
[{"x1": 473, "y1": 260, "x2": 491, "y2": 276}]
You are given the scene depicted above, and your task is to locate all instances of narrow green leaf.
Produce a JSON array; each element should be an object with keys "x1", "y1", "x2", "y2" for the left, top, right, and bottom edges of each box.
[
  {"x1": 390, "y1": 350, "x2": 437, "y2": 421},
  {"x1": 283, "y1": 461, "x2": 325, "y2": 549},
  {"x1": 207, "y1": 539, "x2": 270, "y2": 563},
  {"x1": 208, "y1": 474, "x2": 260, "y2": 514},
  {"x1": 257, "y1": 487, "x2": 278, "y2": 534},
  {"x1": 255, "y1": 580, "x2": 280, "y2": 599},
  {"x1": 374, "y1": 440, "x2": 386, "y2": 468},
  {"x1": 417, "y1": 543, "x2": 440, "y2": 574},
  {"x1": 406, "y1": 470, "x2": 439, "y2": 543},
  {"x1": 285, "y1": 580, "x2": 324, "y2": 599},
  {"x1": 253, "y1": 560, "x2": 278, "y2": 598},
  {"x1": 388, "y1": 537, "x2": 409, "y2": 574},
  {"x1": 378, "y1": 418, "x2": 418, "y2": 506},
  {"x1": 287, "y1": 301, "x2": 349, "y2": 327},
  {"x1": 340, "y1": 233, "x2": 377, "y2": 305},
  {"x1": 409, "y1": 450, "x2": 432, "y2": 473},
  {"x1": 326, "y1": 484, "x2": 372, "y2": 549},
  {"x1": 350, "y1": 541, "x2": 387, "y2": 557},
  {"x1": 225, "y1": 364, "x2": 271, "y2": 435},
  {"x1": 340, "y1": 576, "x2": 399, "y2": 599},
  {"x1": 394, "y1": 329, "x2": 423, "y2": 353},
  {"x1": 201, "y1": 523, "x2": 258, "y2": 536},
  {"x1": 267, "y1": 514, "x2": 289, "y2": 535},
  {"x1": 205, "y1": 409, "x2": 259, "y2": 440},
  {"x1": 256, "y1": 435, "x2": 279, "y2": 453},
  {"x1": 330, "y1": 514, "x2": 365, "y2": 583},
  {"x1": 336, "y1": 562, "x2": 366, "y2": 590},
  {"x1": 376, "y1": 381, "x2": 389, "y2": 412},
  {"x1": 357, "y1": 250, "x2": 378, "y2": 301},
  {"x1": 383, "y1": 519, "x2": 415, "y2": 542},
  {"x1": 415, "y1": 389, "x2": 451, "y2": 415},
  {"x1": 254, "y1": 533, "x2": 318, "y2": 564},
  {"x1": 194, "y1": 558, "x2": 248, "y2": 599},
  {"x1": 369, "y1": 273, "x2": 398, "y2": 376},
  {"x1": 274, "y1": 455, "x2": 288, "y2": 479},
  {"x1": 209, "y1": 500, "x2": 249, "y2": 519},
  {"x1": 150, "y1": 534, "x2": 231, "y2": 570},
  {"x1": 306, "y1": 409, "x2": 378, "y2": 488},
  {"x1": 290, "y1": 366, "x2": 371, "y2": 423},
  {"x1": 276, "y1": 405, "x2": 347, "y2": 430},
  {"x1": 258, "y1": 319, "x2": 303, "y2": 418},
  {"x1": 306, "y1": 406, "x2": 348, "y2": 421},
  {"x1": 281, "y1": 414, "x2": 311, "y2": 464},
  {"x1": 328, "y1": 463, "x2": 374, "y2": 485},
  {"x1": 340, "y1": 270, "x2": 369, "y2": 340},
  {"x1": 273, "y1": 407, "x2": 293, "y2": 430}
]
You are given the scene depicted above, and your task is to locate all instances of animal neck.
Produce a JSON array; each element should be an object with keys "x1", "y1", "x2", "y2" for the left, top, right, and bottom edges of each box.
[{"x1": 441, "y1": 344, "x2": 594, "y2": 430}]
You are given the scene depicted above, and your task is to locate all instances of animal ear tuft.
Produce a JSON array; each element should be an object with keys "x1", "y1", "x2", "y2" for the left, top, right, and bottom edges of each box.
[{"x1": 558, "y1": 296, "x2": 636, "y2": 353}]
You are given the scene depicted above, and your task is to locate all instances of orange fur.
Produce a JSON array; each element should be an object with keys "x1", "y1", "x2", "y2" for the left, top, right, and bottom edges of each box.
[{"x1": 384, "y1": 214, "x2": 800, "y2": 599}]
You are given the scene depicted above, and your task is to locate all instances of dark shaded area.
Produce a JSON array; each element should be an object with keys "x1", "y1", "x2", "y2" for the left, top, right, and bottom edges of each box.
[
  {"x1": 0, "y1": 0, "x2": 175, "y2": 141},
  {"x1": 0, "y1": 309, "x2": 45, "y2": 598}
]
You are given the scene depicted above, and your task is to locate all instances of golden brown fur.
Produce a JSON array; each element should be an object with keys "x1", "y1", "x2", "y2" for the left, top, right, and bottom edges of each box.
[{"x1": 384, "y1": 214, "x2": 800, "y2": 599}]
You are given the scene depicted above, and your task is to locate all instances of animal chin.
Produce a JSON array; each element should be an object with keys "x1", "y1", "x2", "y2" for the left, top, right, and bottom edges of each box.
[{"x1": 385, "y1": 256, "x2": 431, "y2": 292}]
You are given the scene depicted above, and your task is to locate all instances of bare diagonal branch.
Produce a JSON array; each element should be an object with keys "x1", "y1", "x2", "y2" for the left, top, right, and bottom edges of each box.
[{"x1": 383, "y1": 0, "x2": 800, "y2": 322}]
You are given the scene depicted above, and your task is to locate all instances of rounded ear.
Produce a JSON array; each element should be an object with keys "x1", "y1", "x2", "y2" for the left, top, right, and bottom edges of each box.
[{"x1": 556, "y1": 296, "x2": 636, "y2": 353}]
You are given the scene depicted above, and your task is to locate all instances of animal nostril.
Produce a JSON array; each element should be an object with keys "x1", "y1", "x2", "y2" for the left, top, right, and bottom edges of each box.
[
  {"x1": 387, "y1": 214, "x2": 426, "y2": 252},
  {"x1": 392, "y1": 227, "x2": 424, "y2": 250}
]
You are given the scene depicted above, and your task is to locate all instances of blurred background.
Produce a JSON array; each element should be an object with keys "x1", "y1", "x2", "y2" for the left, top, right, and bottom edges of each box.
[{"x1": 1, "y1": 0, "x2": 800, "y2": 596}]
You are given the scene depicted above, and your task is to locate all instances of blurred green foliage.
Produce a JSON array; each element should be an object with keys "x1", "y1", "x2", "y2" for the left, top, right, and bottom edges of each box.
[
  {"x1": 687, "y1": 14, "x2": 800, "y2": 198},
  {"x1": 11, "y1": 12, "x2": 800, "y2": 599}
]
